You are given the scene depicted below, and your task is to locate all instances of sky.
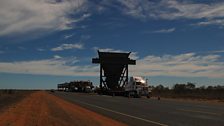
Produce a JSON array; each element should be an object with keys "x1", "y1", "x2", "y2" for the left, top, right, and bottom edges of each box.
[{"x1": 0, "y1": 0, "x2": 224, "y2": 89}]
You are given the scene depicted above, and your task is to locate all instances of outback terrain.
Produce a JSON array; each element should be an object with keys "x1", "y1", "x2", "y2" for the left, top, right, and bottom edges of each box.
[
  {"x1": 0, "y1": 91, "x2": 126, "y2": 126},
  {"x1": 1, "y1": 90, "x2": 224, "y2": 126}
]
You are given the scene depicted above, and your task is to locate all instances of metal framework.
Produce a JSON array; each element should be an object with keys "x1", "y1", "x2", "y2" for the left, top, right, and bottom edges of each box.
[{"x1": 92, "y1": 50, "x2": 136, "y2": 92}]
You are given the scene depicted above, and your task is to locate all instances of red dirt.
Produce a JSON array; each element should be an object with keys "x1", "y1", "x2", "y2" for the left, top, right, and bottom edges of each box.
[
  {"x1": 0, "y1": 90, "x2": 33, "y2": 113},
  {"x1": 0, "y1": 91, "x2": 127, "y2": 126}
]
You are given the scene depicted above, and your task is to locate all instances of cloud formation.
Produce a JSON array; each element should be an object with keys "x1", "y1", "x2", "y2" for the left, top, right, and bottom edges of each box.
[
  {"x1": 1, "y1": 0, "x2": 224, "y2": 37},
  {"x1": 210, "y1": 50, "x2": 224, "y2": 54},
  {"x1": 53, "y1": 55, "x2": 62, "y2": 59},
  {"x1": 152, "y1": 28, "x2": 175, "y2": 33},
  {"x1": 0, "y1": 52, "x2": 223, "y2": 78},
  {"x1": 51, "y1": 43, "x2": 83, "y2": 51},
  {"x1": 195, "y1": 19, "x2": 224, "y2": 26},
  {"x1": 130, "y1": 53, "x2": 224, "y2": 78},
  {"x1": 0, "y1": 56, "x2": 97, "y2": 76},
  {"x1": 64, "y1": 34, "x2": 74, "y2": 39},
  {"x1": 0, "y1": 0, "x2": 88, "y2": 36},
  {"x1": 117, "y1": 0, "x2": 224, "y2": 26}
]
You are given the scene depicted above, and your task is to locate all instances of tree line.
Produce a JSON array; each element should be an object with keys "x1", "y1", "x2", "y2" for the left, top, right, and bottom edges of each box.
[{"x1": 151, "y1": 82, "x2": 224, "y2": 100}]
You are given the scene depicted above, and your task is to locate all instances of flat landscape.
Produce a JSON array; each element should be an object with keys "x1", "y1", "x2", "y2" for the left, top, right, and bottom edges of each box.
[
  {"x1": 0, "y1": 90, "x2": 33, "y2": 113},
  {"x1": 1, "y1": 1, "x2": 224, "y2": 126},
  {"x1": 0, "y1": 91, "x2": 126, "y2": 126},
  {"x1": 1, "y1": 91, "x2": 224, "y2": 126}
]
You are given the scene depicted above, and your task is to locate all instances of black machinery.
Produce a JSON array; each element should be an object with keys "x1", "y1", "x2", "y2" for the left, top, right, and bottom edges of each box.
[{"x1": 92, "y1": 50, "x2": 136, "y2": 95}]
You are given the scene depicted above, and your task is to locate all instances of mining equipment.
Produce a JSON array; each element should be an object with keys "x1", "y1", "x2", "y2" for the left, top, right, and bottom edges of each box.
[{"x1": 92, "y1": 50, "x2": 151, "y2": 97}]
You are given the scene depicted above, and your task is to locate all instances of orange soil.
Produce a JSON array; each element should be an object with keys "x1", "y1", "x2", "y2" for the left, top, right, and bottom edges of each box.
[{"x1": 0, "y1": 91, "x2": 127, "y2": 126}]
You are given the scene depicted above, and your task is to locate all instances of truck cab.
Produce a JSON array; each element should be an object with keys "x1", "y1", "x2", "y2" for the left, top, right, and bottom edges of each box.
[{"x1": 125, "y1": 76, "x2": 151, "y2": 98}]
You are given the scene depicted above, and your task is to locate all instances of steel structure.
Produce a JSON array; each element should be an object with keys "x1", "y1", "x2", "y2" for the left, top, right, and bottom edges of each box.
[{"x1": 92, "y1": 51, "x2": 136, "y2": 93}]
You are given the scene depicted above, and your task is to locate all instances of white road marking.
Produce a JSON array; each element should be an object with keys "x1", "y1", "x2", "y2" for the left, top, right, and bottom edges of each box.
[
  {"x1": 74, "y1": 99, "x2": 168, "y2": 126},
  {"x1": 178, "y1": 109, "x2": 221, "y2": 116}
]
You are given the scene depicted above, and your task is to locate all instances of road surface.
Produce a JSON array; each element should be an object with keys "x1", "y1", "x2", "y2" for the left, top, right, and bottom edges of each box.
[{"x1": 54, "y1": 92, "x2": 224, "y2": 126}]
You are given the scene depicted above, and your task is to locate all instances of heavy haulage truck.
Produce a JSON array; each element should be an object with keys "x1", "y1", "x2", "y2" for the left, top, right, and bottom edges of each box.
[
  {"x1": 125, "y1": 76, "x2": 151, "y2": 98},
  {"x1": 58, "y1": 80, "x2": 94, "y2": 93},
  {"x1": 92, "y1": 51, "x2": 152, "y2": 98}
]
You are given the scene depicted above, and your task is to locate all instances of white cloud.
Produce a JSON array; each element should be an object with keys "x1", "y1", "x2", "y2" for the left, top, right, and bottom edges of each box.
[
  {"x1": 195, "y1": 19, "x2": 224, "y2": 26},
  {"x1": 130, "y1": 53, "x2": 224, "y2": 78},
  {"x1": 53, "y1": 55, "x2": 62, "y2": 59},
  {"x1": 118, "y1": 0, "x2": 224, "y2": 19},
  {"x1": 0, "y1": 52, "x2": 223, "y2": 78},
  {"x1": 0, "y1": 0, "x2": 88, "y2": 36},
  {"x1": 117, "y1": 0, "x2": 151, "y2": 19},
  {"x1": 152, "y1": 28, "x2": 175, "y2": 33},
  {"x1": 64, "y1": 34, "x2": 74, "y2": 39},
  {"x1": 0, "y1": 56, "x2": 97, "y2": 76},
  {"x1": 98, "y1": 48, "x2": 123, "y2": 53},
  {"x1": 51, "y1": 43, "x2": 83, "y2": 51},
  {"x1": 210, "y1": 50, "x2": 224, "y2": 53},
  {"x1": 72, "y1": 13, "x2": 91, "y2": 23},
  {"x1": 117, "y1": 0, "x2": 224, "y2": 26},
  {"x1": 1, "y1": 0, "x2": 224, "y2": 36}
]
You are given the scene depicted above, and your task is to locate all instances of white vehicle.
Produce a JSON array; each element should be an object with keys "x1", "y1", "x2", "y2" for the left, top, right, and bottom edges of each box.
[
  {"x1": 84, "y1": 86, "x2": 92, "y2": 93},
  {"x1": 125, "y1": 76, "x2": 151, "y2": 98}
]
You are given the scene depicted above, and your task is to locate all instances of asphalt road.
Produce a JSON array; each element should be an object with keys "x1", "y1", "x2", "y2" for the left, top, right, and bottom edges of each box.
[{"x1": 53, "y1": 92, "x2": 224, "y2": 126}]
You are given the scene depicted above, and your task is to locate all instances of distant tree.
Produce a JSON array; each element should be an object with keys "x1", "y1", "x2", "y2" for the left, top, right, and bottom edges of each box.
[
  {"x1": 173, "y1": 84, "x2": 187, "y2": 94},
  {"x1": 149, "y1": 85, "x2": 155, "y2": 89},
  {"x1": 206, "y1": 86, "x2": 214, "y2": 92},
  {"x1": 207, "y1": 86, "x2": 214, "y2": 90},
  {"x1": 186, "y1": 82, "x2": 196, "y2": 90},
  {"x1": 155, "y1": 85, "x2": 164, "y2": 90},
  {"x1": 199, "y1": 86, "x2": 206, "y2": 90},
  {"x1": 215, "y1": 85, "x2": 224, "y2": 92}
]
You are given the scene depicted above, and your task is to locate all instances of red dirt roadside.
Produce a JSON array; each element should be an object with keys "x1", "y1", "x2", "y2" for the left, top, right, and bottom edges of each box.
[{"x1": 0, "y1": 91, "x2": 127, "y2": 126}]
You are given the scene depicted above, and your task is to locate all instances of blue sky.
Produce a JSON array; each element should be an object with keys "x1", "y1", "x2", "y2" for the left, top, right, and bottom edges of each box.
[{"x1": 0, "y1": 0, "x2": 224, "y2": 89}]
